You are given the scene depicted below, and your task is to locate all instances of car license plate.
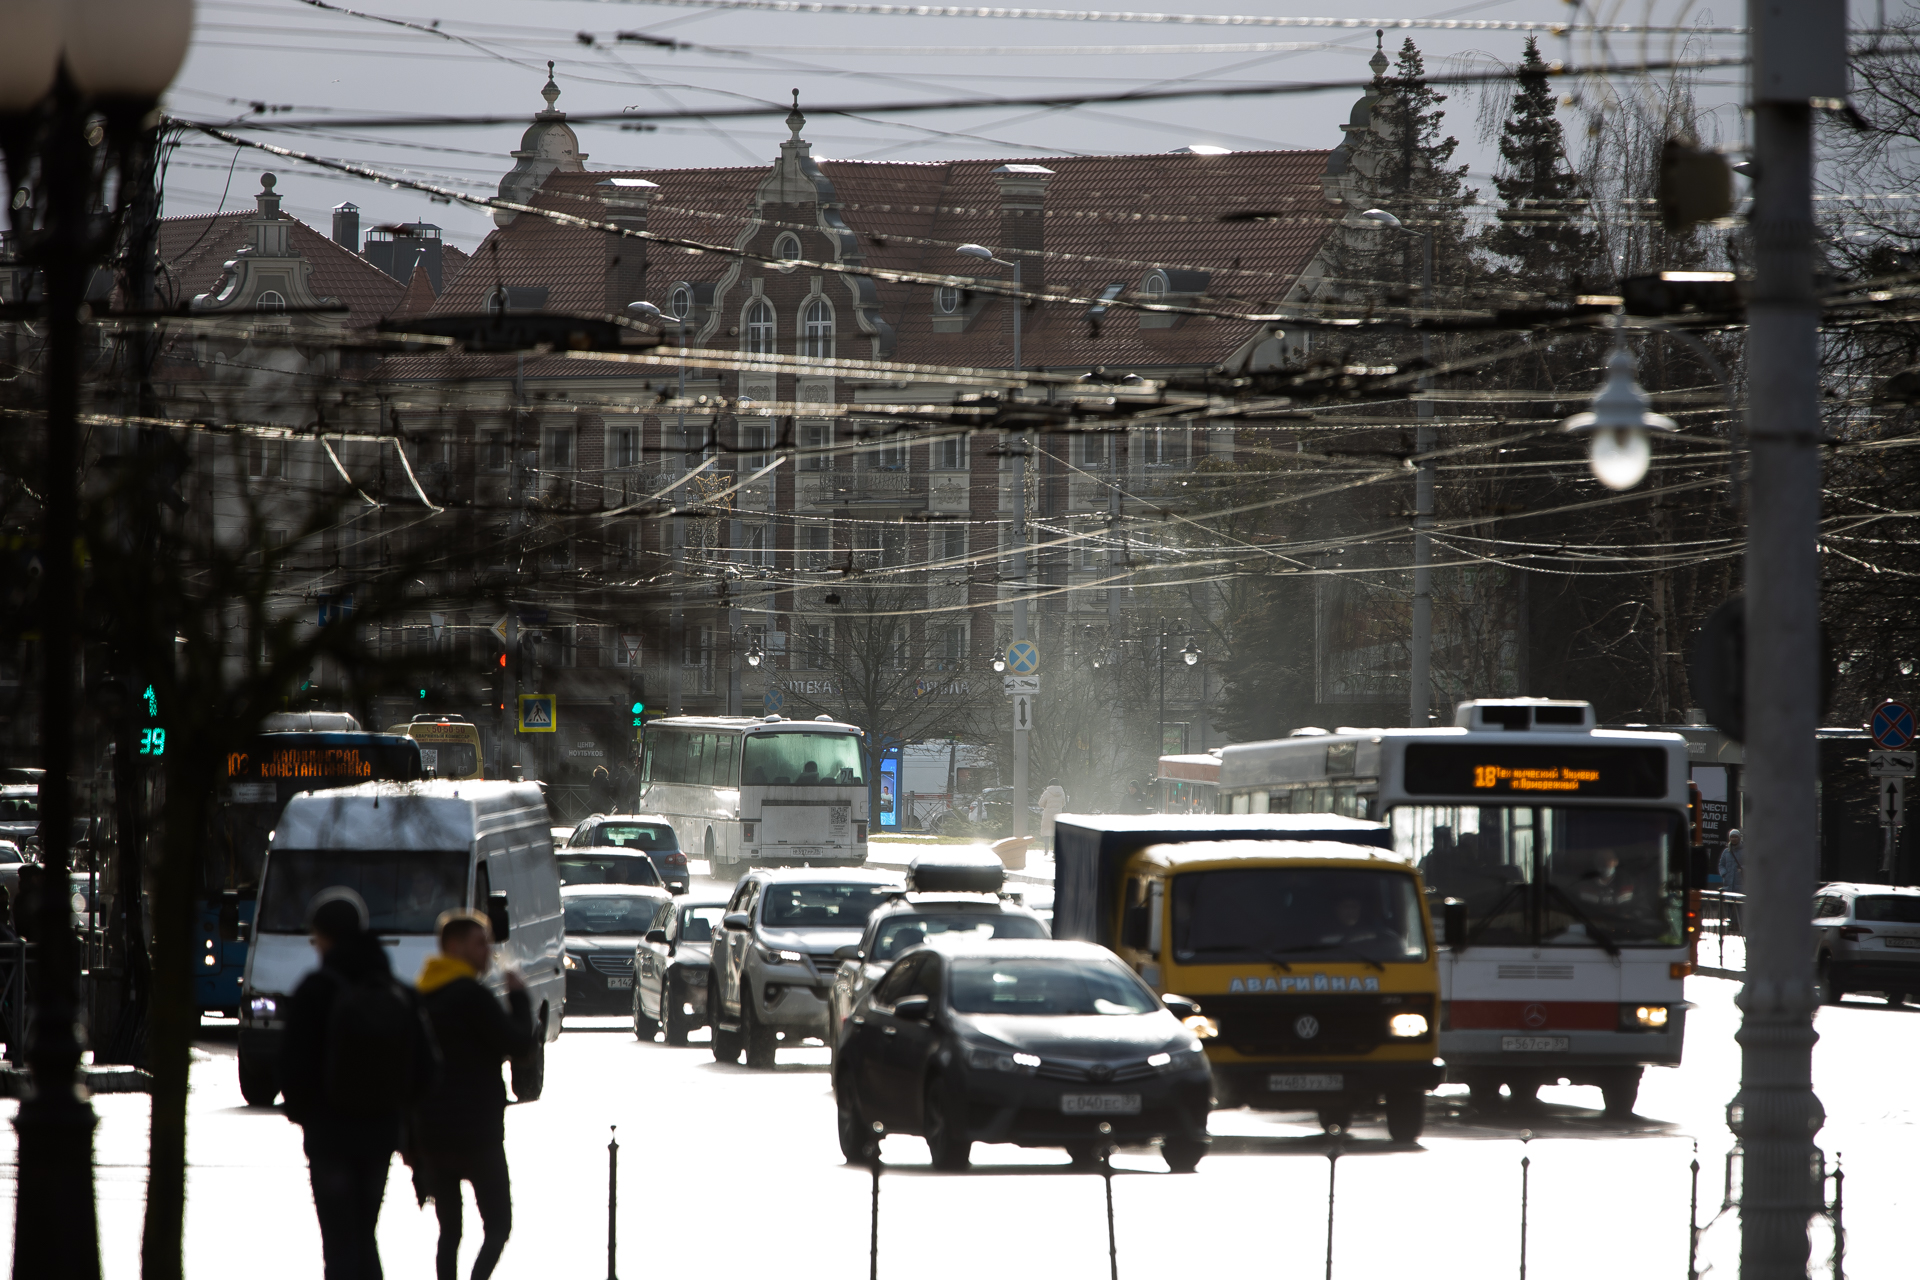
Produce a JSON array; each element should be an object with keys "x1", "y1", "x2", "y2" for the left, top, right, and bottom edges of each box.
[
  {"x1": 1061, "y1": 1094, "x2": 1141, "y2": 1115},
  {"x1": 1885, "y1": 937, "x2": 1920, "y2": 949},
  {"x1": 1502, "y1": 1035, "x2": 1569, "y2": 1052},
  {"x1": 607, "y1": 976, "x2": 633, "y2": 989},
  {"x1": 1269, "y1": 1073, "x2": 1343, "y2": 1092}
]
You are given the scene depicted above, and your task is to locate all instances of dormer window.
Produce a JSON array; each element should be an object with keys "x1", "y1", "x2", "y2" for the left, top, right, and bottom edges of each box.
[
  {"x1": 257, "y1": 291, "x2": 287, "y2": 312},
  {"x1": 1141, "y1": 271, "x2": 1169, "y2": 301},
  {"x1": 670, "y1": 285, "x2": 692, "y2": 320},
  {"x1": 773, "y1": 232, "x2": 802, "y2": 271},
  {"x1": 935, "y1": 285, "x2": 961, "y2": 314}
]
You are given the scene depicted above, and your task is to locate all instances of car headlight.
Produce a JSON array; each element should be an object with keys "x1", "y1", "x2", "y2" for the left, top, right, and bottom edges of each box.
[
  {"x1": 1182, "y1": 1014, "x2": 1220, "y2": 1040},
  {"x1": 1148, "y1": 1044, "x2": 1208, "y2": 1072},
  {"x1": 1388, "y1": 1012, "x2": 1430, "y2": 1038},
  {"x1": 966, "y1": 1046, "x2": 1041, "y2": 1074},
  {"x1": 564, "y1": 953, "x2": 580, "y2": 971},
  {"x1": 248, "y1": 995, "x2": 277, "y2": 1019},
  {"x1": 760, "y1": 947, "x2": 804, "y2": 965}
]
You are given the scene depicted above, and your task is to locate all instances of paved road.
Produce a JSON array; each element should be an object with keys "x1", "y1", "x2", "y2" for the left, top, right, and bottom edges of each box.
[{"x1": 1, "y1": 961, "x2": 1913, "y2": 1278}]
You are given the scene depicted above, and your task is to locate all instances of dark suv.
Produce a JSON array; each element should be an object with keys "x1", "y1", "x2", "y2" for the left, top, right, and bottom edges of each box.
[
  {"x1": 1814, "y1": 884, "x2": 1920, "y2": 1004},
  {"x1": 564, "y1": 814, "x2": 689, "y2": 893},
  {"x1": 710, "y1": 868, "x2": 901, "y2": 1069}
]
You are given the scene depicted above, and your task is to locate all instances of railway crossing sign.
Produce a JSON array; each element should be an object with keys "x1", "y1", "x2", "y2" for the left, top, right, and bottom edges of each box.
[
  {"x1": 1013, "y1": 694, "x2": 1034, "y2": 731},
  {"x1": 1005, "y1": 641, "x2": 1040, "y2": 676},
  {"x1": 1872, "y1": 700, "x2": 1917, "y2": 750}
]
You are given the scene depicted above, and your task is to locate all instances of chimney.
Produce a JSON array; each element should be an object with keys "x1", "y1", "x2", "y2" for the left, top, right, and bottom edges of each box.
[
  {"x1": 993, "y1": 164, "x2": 1054, "y2": 299},
  {"x1": 597, "y1": 177, "x2": 658, "y2": 313},
  {"x1": 332, "y1": 202, "x2": 360, "y2": 251},
  {"x1": 250, "y1": 173, "x2": 291, "y2": 257}
]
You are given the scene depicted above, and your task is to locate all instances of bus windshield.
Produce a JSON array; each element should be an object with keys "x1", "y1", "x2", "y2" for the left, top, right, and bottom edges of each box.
[
  {"x1": 742, "y1": 733, "x2": 865, "y2": 787},
  {"x1": 1393, "y1": 806, "x2": 1684, "y2": 946},
  {"x1": 1171, "y1": 868, "x2": 1429, "y2": 965}
]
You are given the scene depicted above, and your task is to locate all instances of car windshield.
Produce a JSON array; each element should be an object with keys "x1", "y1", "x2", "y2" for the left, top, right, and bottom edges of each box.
[
  {"x1": 558, "y1": 854, "x2": 661, "y2": 888},
  {"x1": 1394, "y1": 805, "x2": 1685, "y2": 947},
  {"x1": 873, "y1": 912, "x2": 1048, "y2": 962},
  {"x1": 949, "y1": 957, "x2": 1159, "y2": 1016},
  {"x1": 258, "y1": 849, "x2": 468, "y2": 935},
  {"x1": 680, "y1": 906, "x2": 726, "y2": 942},
  {"x1": 413, "y1": 742, "x2": 478, "y2": 777},
  {"x1": 1172, "y1": 868, "x2": 1429, "y2": 964},
  {"x1": 564, "y1": 895, "x2": 660, "y2": 935},
  {"x1": 0, "y1": 795, "x2": 36, "y2": 819},
  {"x1": 741, "y1": 733, "x2": 866, "y2": 787},
  {"x1": 1855, "y1": 895, "x2": 1920, "y2": 923},
  {"x1": 590, "y1": 824, "x2": 676, "y2": 851},
  {"x1": 761, "y1": 882, "x2": 891, "y2": 929}
]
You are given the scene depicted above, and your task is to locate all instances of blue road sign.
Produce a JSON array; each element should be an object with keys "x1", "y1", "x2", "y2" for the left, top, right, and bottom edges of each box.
[
  {"x1": 764, "y1": 687, "x2": 786, "y2": 715},
  {"x1": 518, "y1": 694, "x2": 557, "y2": 733},
  {"x1": 1005, "y1": 641, "x2": 1040, "y2": 675},
  {"x1": 1873, "y1": 700, "x2": 1917, "y2": 750}
]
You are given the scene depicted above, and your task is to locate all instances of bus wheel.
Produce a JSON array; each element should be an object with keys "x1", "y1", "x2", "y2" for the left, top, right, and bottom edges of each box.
[
  {"x1": 1599, "y1": 1069, "x2": 1641, "y2": 1119},
  {"x1": 1384, "y1": 1091, "x2": 1425, "y2": 1142}
]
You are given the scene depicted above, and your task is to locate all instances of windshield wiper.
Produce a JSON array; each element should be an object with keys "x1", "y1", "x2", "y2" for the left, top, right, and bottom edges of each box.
[
  {"x1": 1459, "y1": 881, "x2": 1530, "y2": 953},
  {"x1": 1542, "y1": 882, "x2": 1621, "y2": 957},
  {"x1": 1259, "y1": 942, "x2": 1387, "y2": 972}
]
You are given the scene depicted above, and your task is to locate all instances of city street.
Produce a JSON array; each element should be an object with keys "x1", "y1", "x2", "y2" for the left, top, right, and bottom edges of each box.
[{"x1": 0, "y1": 955, "x2": 1910, "y2": 1278}]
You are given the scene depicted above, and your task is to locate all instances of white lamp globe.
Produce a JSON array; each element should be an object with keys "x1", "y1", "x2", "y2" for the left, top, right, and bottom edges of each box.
[
  {"x1": 1587, "y1": 427, "x2": 1653, "y2": 491},
  {"x1": 62, "y1": 0, "x2": 195, "y2": 100},
  {"x1": 0, "y1": 0, "x2": 63, "y2": 112}
]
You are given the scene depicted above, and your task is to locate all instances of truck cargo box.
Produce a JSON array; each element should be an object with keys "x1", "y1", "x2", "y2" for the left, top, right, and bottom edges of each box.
[{"x1": 1052, "y1": 813, "x2": 1393, "y2": 947}]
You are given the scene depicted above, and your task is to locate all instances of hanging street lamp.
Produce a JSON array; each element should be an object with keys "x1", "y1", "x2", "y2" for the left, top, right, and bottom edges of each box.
[{"x1": 1560, "y1": 343, "x2": 1680, "y2": 491}]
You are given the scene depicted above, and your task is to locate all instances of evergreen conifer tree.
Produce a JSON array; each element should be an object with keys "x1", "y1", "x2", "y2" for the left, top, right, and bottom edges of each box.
[{"x1": 1484, "y1": 36, "x2": 1596, "y2": 293}]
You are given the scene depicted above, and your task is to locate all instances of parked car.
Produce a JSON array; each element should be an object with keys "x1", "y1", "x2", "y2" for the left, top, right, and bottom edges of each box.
[
  {"x1": 710, "y1": 868, "x2": 902, "y2": 1069},
  {"x1": 564, "y1": 815, "x2": 689, "y2": 893},
  {"x1": 633, "y1": 897, "x2": 728, "y2": 1045},
  {"x1": 564, "y1": 884, "x2": 674, "y2": 1016},
  {"x1": 0, "y1": 787, "x2": 37, "y2": 850},
  {"x1": 1814, "y1": 883, "x2": 1920, "y2": 1004},
  {"x1": 0, "y1": 842, "x2": 25, "y2": 901},
  {"x1": 828, "y1": 851, "x2": 1047, "y2": 1066},
  {"x1": 832, "y1": 937, "x2": 1213, "y2": 1172}
]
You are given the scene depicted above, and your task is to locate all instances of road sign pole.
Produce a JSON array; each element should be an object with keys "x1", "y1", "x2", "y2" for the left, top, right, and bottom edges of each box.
[{"x1": 1012, "y1": 437, "x2": 1029, "y2": 840}]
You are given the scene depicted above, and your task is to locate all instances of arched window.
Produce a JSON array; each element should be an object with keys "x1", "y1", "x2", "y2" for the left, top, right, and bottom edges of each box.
[
  {"x1": 1140, "y1": 271, "x2": 1168, "y2": 301},
  {"x1": 743, "y1": 298, "x2": 775, "y2": 353},
  {"x1": 802, "y1": 298, "x2": 834, "y2": 359},
  {"x1": 773, "y1": 232, "x2": 802, "y2": 271},
  {"x1": 670, "y1": 285, "x2": 692, "y2": 320},
  {"x1": 935, "y1": 285, "x2": 961, "y2": 314},
  {"x1": 257, "y1": 290, "x2": 287, "y2": 312}
]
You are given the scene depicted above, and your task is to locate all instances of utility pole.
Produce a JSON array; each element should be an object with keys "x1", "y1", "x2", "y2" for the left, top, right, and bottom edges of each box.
[
  {"x1": 1409, "y1": 230, "x2": 1434, "y2": 728},
  {"x1": 1012, "y1": 431, "x2": 1029, "y2": 840},
  {"x1": 1732, "y1": 3, "x2": 1843, "y2": 1277}
]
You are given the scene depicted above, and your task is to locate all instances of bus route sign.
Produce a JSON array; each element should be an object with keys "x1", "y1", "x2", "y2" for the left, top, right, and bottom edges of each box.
[
  {"x1": 1871, "y1": 700, "x2": 1917, "y2": 750},
  {"x1": 1402, "y1": 743, "x2": 1669, "y2": 799}
]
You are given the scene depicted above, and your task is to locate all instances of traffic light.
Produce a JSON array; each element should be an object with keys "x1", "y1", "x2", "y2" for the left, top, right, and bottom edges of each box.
[
  {"x1": 631, "y1": 700, "x2": 645, "y2": 727},
  {"x1": 488, "y1": 652, "x2": 507, "y2": 711}
]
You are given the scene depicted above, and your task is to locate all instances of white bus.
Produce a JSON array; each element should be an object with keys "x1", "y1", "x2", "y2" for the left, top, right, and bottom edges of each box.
[
  {"x1": 639, "y1": 714, "x2": 870, "y2": 878},
  {"x1": 1216, "y1": 698, "x2": 1697, "y2": 1118}
]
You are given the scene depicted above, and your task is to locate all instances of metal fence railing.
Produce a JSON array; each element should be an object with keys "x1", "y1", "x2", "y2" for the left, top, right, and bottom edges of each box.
[{"x1": 1698, "y1": 889, "x2": 1746, "y2": 974}]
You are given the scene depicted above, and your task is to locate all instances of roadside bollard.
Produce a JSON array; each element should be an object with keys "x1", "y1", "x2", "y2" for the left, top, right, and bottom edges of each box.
[
  {"x1": 1518, "y1": 1130, "x2": 1533, "y2": 1280},
  {"x1": 1324, "y1": 1126, "x2": 1343, "y2": 1280},
  {"x1": 1688, "y1": 1141, "x2": 1701, "y2": 1280},
  {"x1": 1099, "y1": 1122, "x2": 1117, "y2": 1280},
  {"x1": 869, "y1": 1121, "x2": 884, "y2": 1280},
  {"x1": 606, "y1": 1125, "x2": 618, "y2": 1280}
]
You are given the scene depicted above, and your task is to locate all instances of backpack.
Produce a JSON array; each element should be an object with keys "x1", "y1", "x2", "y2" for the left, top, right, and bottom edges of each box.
[{"x1": 324, "y1": 969, "x2": 424, "y2": 1117}]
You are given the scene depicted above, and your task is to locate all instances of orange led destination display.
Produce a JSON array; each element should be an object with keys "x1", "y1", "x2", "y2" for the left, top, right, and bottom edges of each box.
[
  {"x1": 227, "y1": 748, "x2": 377, "y2": 780},
  {"x1": 1403, "y1": 744, "x2": 1669, "y2": 800}
]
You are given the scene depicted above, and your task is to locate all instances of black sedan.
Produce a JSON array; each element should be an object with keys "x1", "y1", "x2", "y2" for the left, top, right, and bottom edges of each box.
[
  {"x1": 562, "y1": 885, "x2": 673, "y2": 1016},
  {"x1": 633, "y1": 897, "x2": 728, "y2": 1045},
  {"x1": 832, "y1": 939, "x2": 1212, "y2": 1172}
]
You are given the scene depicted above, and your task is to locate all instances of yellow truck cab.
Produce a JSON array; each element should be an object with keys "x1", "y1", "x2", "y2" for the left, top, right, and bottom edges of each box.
[
  {"x1": 1077, "y1": 830, "x2": 1442, "y2": 1139},
  {"x1": 385, "y1": 715, "x2": 485, "y2": 781}
]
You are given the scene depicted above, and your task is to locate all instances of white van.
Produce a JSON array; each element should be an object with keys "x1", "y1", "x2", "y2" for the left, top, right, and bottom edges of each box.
[{"x1": 236, "y1": 780, "x2": 565, "y2": 1104}]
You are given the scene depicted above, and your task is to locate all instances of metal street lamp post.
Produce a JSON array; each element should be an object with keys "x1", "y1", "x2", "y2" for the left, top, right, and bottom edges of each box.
[
  {"x1": 958, "y1": 242, "x2": 1031, "y2": 837},
  {"x1": 0, "y1": 4, "x2": 194, "y2": 1277},
  {"x1": 1360, "y1": 208, "x2": 1435, "y2": 729}
]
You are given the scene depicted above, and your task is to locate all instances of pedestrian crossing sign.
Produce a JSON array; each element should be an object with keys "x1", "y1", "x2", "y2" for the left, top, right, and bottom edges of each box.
[{"x1": 518, "y1": 694, "x2": 557, "y2": 733}]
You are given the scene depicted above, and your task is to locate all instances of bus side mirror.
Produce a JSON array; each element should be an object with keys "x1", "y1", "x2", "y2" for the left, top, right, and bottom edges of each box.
[
  {"x1": 1443, "y1": 898, "x2": 1467, "y2": 952},
  {"x1": 723, "y1": 912, "x2": 751, "y2": 932},
  {"x1": 216, "y1": 892, "x2": 241, "y2": 943},
  {"x1": 487, "y1": 892, "x2": 511, "y2": 943}
]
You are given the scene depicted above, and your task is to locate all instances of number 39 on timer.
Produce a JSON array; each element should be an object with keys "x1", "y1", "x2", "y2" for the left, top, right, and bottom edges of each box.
[{"x1": 138, "y1": 728, "x2": 165, "y2": 756}]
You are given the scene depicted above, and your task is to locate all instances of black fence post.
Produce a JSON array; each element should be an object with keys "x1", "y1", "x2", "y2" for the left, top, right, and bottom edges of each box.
[
  {"x1": 1829, "y1": 1152, "x2": 1844, "y2": 1280},
  {"x1": 1324, "y1": 1132, "x2": 1342, "y2": 1280},
  {"x1": 606, "y1": 1125, "x2": 618, "y2": 1280},
  {"x1": 1518, "y1": 1130, "x2": 1533, "y2": 1280},
  {"x1": 869, "y1": 1122, "x2": 884, "y2": 1280},
  {"x1": 1688, "y1": 1141, "x2": 1701, "y2": 1280},
  {"x1": 1100, "y1": 1123, "x2": 1117, "y2": 1280}
]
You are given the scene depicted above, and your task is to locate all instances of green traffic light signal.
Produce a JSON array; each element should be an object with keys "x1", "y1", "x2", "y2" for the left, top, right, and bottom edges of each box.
[{"x1": 631, "y1": 700, "x2": 645, "y2": 726}]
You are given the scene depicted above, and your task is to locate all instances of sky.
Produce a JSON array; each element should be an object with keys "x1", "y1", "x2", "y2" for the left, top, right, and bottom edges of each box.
[{"x1": 158, "y1": 0, "x2": 1768, "y2": 251}]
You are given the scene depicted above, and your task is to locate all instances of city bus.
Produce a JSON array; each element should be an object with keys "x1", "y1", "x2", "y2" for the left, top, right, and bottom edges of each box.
[
  {"x1": 1215, "y1": 699, "x2": 1694, "y2": 1117},
  {"x1": 1157, "y1": 751, "x2": 1220, "y2": 814},
  {"x1": 639, "y1": 714, "x2": 869, "y2": 878},
  {"x1": 199, "y1": 727, "x2": 423, "y2": 1016},
  {"x1": 384, "y1": 713, "x2": 485, "y2": 781}
]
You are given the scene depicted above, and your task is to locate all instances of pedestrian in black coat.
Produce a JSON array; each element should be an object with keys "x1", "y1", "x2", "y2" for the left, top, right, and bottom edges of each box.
[
  {"x1": 281, "y1": 888, "x2": 437, "y2": 1280},
  {"x1": 413, "y1": 909, "x2": 535, "y2": 1280}
]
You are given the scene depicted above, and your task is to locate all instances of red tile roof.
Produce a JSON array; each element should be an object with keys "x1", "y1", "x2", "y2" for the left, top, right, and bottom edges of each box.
[
  {"x1": 395, "y1": 263, "x2": 437, "y2": 317},
  {"x1": 158, "y1": 211, "x2": 407, "y2": 323}
]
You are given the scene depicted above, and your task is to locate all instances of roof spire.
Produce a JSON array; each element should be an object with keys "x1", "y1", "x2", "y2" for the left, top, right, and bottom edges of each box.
[
  {"x1": 786, "y1": 88, "x2": 806, "y2": 143},
  {"x1": 1370, "y1": 29, "x2": 1388, "y2": 77},
  {"x1": 542, "y1": 61, "x2": 560, "y2": 113}
]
